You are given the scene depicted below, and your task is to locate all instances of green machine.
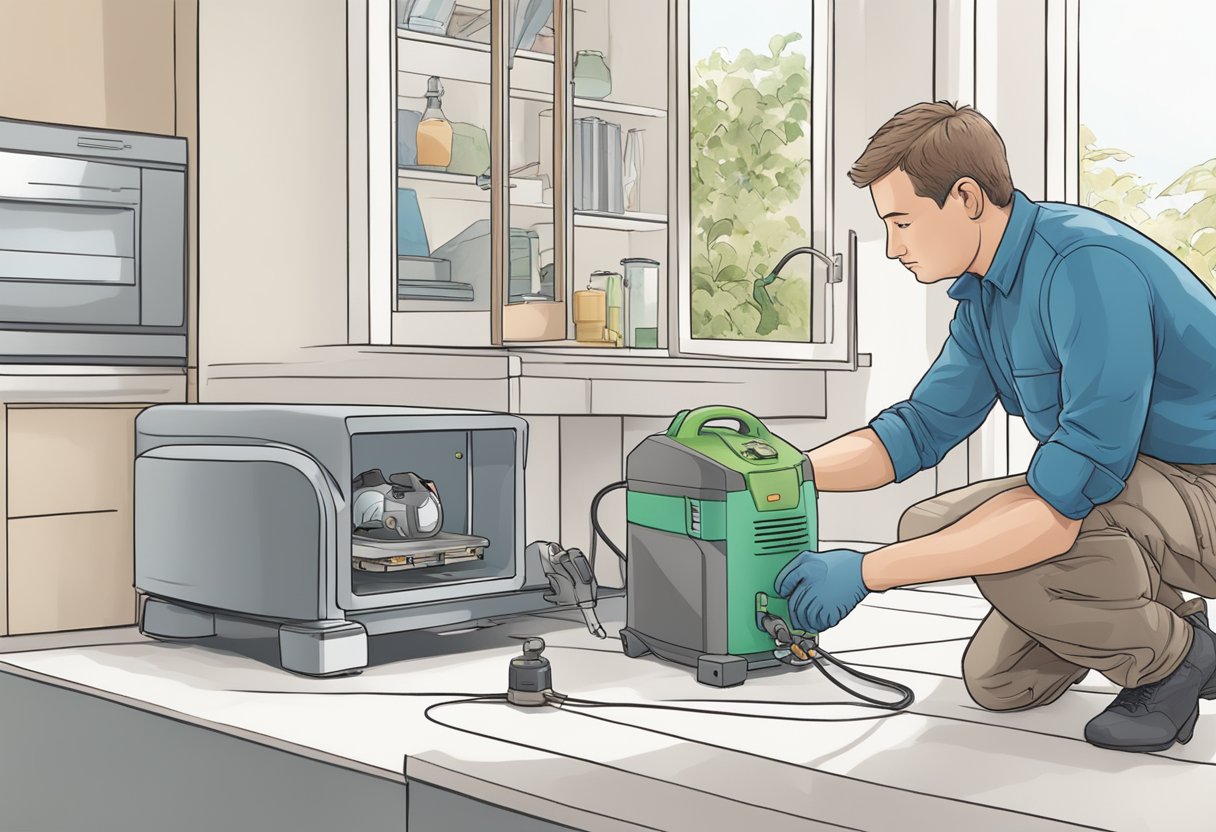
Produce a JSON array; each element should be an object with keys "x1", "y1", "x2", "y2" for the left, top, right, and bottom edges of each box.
[{"x1": 619, "y1": 405, "x2": 818, "y2": 686}]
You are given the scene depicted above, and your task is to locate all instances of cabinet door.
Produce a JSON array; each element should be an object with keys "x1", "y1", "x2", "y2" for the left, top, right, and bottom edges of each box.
[
  {"x1": 9, "y1": 511, "x2": 135, "y2": 635},
  {"x1": 7, "y1": 406, "x2": 141, "y2": 635},
  {"x1": 501, "y1": 0, "x2": 565, "y2": 342},
  {"x1": 393, "y1": 1, "x2": 501, "y2": 347},
  {"x1": 567, "y1": 0, "x2": 670, "y2": 348},
  {"x1": 8, "y1": 407, "x2": 138, "y2": 518}
]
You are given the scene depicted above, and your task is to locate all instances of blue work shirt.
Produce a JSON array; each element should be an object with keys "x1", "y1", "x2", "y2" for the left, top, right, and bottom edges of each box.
[{"x1": 869, "y1": 189, "x2": 1216, "y2": 520}]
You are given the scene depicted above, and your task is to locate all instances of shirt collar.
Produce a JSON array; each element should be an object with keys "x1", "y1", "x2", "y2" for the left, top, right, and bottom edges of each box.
[{"x1": 947, "y1": 189, "x2": 1038, "y2": 302}]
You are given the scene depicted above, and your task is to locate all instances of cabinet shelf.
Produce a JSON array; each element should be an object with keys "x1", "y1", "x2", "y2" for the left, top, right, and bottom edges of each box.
[
  {"x1": 574, "y1": 98, "x2": 667, "y2": 119},
  {"x1": 396, "y1": 171, "x2": 667, "y2": 229},
  {"x1": 397, "y1": 168, "x2": 550, "y2": 209},
  {"x1": 397, "y1": 29, "x2": 552, "y2": 93},
  {"x1": 396, "y1": 27, "x2": 554, "y2": 64},
  {"x1": 574, "y1": 210, "x2": 667, "y2": 231}
]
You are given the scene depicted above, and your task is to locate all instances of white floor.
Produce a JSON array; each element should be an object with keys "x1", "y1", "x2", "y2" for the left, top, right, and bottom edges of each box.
[{"x1": 0, "y1": 544, "x2": 1214, "y2": 831}]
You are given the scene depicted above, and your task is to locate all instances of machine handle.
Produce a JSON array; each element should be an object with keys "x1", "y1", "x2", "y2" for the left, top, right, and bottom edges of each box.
[{"x1": 666, "y1": 405, "x2": 771, "y2": 441}]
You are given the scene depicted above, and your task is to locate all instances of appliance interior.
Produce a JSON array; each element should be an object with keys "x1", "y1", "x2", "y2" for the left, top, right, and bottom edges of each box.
[{"x1": 349, "y1": 427, "x2": 518, "y2": 595}]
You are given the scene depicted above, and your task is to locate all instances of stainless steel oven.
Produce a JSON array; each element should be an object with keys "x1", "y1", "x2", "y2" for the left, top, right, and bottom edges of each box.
[{"x1": 0, "y1": 118, "x2": 187, "y2": 365}]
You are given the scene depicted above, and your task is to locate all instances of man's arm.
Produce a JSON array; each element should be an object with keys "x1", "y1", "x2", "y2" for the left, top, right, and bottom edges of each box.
[
  {"x1": 860, "y1": 485, "x2": 1082, "y2": 591},
  {"x1": 823, "y1": 304, "x2": 999, "y2": 492},
  {"x1": 806, "y1": 428, "x2": 895, "y2": 492}
]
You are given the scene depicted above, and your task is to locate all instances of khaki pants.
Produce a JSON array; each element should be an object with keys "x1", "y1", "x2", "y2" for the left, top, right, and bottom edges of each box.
[{"x1": 898, "y1": 453, "x2": 1216, "y2": 710}]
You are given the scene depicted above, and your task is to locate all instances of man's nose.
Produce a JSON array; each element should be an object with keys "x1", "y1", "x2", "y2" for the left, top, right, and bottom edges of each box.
[{"x1": 886, "y1": 235, "x2": 907, "y2": 260}]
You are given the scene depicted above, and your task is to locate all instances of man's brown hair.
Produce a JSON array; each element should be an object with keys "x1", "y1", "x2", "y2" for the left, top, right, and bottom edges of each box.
[{"x1": 848, "y1": 101, "x2": 1014, "y2": 207}]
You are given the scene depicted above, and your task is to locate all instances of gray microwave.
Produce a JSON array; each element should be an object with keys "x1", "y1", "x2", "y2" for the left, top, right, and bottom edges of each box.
[{"x1": 0, "y1": 118, "x2": 187, "y2": 365}]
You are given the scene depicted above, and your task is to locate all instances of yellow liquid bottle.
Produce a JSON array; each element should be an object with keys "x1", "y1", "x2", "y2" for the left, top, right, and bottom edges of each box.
[{"x1": 416, "y1": 76, "x2": 453, "y2": 168}]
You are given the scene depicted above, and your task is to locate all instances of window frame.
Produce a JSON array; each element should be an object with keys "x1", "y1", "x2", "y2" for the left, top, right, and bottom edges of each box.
[
  {"x1": 673, "y1": 0, "x2": 850, "y2": 363},
  {"x1": 1046, "y1": 0, "x2": 1080, "y2": 206}
]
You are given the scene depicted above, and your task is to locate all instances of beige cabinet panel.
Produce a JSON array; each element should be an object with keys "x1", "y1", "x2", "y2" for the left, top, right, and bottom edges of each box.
[
  {"x1": 0, "y1": 0, "x2": 176, "y2": 134},
  {"x1": 8, "y1": 511, "x2": 135, "y2": 635},
  {"x1": 8, "y1": 407, "x2": 141, "y2": 519}
]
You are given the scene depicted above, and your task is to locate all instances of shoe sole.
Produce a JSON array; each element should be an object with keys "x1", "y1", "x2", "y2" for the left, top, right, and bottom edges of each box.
[{"x1": 1087, "y1": 705, "x2": 1200, "y2": 753}]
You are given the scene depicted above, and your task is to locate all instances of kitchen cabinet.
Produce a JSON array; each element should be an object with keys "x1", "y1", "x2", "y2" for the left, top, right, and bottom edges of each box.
[
  {"x1": 5, "y1": 405, "x2": 145, "y2": 635},
  {"x1": 390, "y1": 0, "x2": 671, "y2": 349},
  {"x1": 0, "y1": 0, "x2": 178, "y2": 137}
]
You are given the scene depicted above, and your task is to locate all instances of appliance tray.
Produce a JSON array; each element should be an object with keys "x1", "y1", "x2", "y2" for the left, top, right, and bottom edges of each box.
[{"x1": 351, "y1": 530, "x2": 489, "y2": 572}]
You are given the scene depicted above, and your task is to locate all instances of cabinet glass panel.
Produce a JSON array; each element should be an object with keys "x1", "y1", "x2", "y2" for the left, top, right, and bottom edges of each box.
[
  {"x1": 505, "y1": 0, "x2": 564, "y2": 341},
  {"x1": 395, "y1": 3, "x2": 496, "y2": 336},
  {"x1": 688, "y1": 0, "x2": 813, "y2": 345},
  {"x1": 569, "y1": 0, "x2": 669, "y2": 349}
]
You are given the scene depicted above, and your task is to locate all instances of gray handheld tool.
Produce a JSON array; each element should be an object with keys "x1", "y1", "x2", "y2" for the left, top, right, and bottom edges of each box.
[{"x1": 529, "y1": 541, "x2": 606, "y2": 638}]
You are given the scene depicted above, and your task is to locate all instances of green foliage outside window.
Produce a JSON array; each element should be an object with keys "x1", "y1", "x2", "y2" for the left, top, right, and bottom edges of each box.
[
  {"x1": 690, "y1": 34, "x2": 812, "y2": 341},
  {"x1": 1080, "y1": 124, "x2": 1216, "y2": 294}
]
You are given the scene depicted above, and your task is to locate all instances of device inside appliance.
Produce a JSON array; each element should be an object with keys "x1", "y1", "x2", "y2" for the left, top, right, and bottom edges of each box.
[{"x1": 350, "y1": 467, "x2": 489, "y2": 572}]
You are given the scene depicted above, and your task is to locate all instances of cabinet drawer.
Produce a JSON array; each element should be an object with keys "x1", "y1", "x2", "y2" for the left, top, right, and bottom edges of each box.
[
  {"x1": 8, "y1": 511, "x2": 135, "y2": 635},
  {"x1": 8, "y1": 407, "x2": 141, "y2": 519}
]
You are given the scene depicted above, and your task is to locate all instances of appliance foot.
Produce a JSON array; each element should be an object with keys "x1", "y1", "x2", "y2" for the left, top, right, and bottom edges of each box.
[
  {"x1": 139, "y1": 597, "x2": 217, "y2": 640},
  {"x1": 619, "y1": 627, "x2": 652, "y2": 658},
  {"x1": 278, "y1": 620, "x2": 368, "y2": 677}
]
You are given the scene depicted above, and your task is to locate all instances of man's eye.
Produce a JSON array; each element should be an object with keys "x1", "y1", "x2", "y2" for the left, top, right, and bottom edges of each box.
[{"x1": 895, "y1": 222, "x2": 911, "y2": 229}]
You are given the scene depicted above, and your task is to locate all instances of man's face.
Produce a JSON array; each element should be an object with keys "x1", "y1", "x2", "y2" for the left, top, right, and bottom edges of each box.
[{"x1": 869, "y1": 168, "x2": 981, "y2": 283}]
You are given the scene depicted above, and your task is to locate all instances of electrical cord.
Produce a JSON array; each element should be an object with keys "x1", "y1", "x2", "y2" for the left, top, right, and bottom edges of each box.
[{"x1": 588, "y1": 479, "x2": 628, "y2": 577}]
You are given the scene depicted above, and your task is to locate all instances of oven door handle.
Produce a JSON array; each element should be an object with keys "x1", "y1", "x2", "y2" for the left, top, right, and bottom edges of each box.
[{"x1": 76, "y1": 136, "x2": 132, "y2": 151}]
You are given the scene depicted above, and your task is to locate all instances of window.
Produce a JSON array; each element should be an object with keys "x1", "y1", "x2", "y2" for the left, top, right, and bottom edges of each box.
[
  {"x1": 1077, "y1": 0, "x2": 1216, "y2": 294},
  {"x1": 677, "y1": 0, "x2": 844, "y2": 362}
]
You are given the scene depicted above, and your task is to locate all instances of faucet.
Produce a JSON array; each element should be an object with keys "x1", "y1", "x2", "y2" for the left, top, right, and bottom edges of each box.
[
  {"x1": 769, "y1": 245, "x2": 843, "y2": 284},
  {"x1": 752, "y1": 244, "x2": 844, "y2": 337}
]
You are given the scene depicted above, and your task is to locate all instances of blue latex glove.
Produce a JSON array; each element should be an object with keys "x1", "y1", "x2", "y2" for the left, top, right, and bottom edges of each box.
[{"x1": 774, "y1": 548, "x2": 871, "y2": 633}]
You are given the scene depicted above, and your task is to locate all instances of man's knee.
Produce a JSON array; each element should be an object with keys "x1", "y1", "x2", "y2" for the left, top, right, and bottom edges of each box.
[{"x1": 961, "y1": 640, "x2": 1025, "y2": 711}]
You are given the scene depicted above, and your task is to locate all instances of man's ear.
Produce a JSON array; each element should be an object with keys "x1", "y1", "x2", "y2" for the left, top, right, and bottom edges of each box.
[{"x1": 954, "y1": 178, "x2": 986, "y2": 220}]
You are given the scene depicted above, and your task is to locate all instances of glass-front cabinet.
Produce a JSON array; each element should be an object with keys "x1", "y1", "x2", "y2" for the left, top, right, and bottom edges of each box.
[
  {"x1": 390, "y1": 0, "x2": 671, "y2": 348},
  {"x1": 383, "y1": 0, "x2": 851, "y2": 363}
]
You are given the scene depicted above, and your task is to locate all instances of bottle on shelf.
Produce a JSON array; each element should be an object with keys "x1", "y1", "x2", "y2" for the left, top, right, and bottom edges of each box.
[{"x1": 416, "y1": 76, "x2": 454, "y2": 168}]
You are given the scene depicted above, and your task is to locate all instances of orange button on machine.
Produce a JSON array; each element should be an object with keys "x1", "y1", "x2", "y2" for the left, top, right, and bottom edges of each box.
[{"x1": 767, "y1": 493, "x2": 781, "y2": 502}]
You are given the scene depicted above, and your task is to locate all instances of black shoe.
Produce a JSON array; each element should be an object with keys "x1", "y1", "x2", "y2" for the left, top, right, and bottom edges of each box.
[
  {"x1": 1186, "y1": 608, "x2": 1216, "y2": 699},
  {"x1": 1084, "y1": 622, "x2": 1216, "y2": 752}
]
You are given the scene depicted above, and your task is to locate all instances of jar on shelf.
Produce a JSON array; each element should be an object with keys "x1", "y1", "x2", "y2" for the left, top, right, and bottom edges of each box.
[
  {"x1": 573, "y1": 50, "x2": 612, "y2": 100},
  {"x1": 621, "y1": 258, "x2": 660, "y2": 348}
]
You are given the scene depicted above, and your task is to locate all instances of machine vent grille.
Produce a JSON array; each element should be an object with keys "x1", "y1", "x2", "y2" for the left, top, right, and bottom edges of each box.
[{"x1": 752, "y1": 515, "x2": 809, "y2": 557}]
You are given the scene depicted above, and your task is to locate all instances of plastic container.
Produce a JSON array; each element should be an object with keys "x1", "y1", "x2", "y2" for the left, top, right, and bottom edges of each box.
[{"x1": 621, "y1": 258, "x2": 660, "y2": 348}]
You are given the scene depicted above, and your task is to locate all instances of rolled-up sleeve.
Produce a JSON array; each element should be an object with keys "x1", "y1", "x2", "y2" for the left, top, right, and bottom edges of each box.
[
  {"x1": 1027, "y1": 246, "x2": 1155, "y2": 520},
  {"x1": 869, "y1": 306, "x2": 998, "y2": 482}
]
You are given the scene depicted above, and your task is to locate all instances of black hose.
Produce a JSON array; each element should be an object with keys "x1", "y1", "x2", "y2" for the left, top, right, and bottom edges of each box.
[
  {"x1": 589, "y1": 480, "x2": 628, "y2": 576},
  {"x1": 810, "y1": 645, "x2": 916, "y2": 710}
]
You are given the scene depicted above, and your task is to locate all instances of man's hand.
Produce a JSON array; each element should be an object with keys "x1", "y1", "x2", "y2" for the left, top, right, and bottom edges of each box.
[{"x1": 774, "y1": 548, "x2": 871, "y2": 633}]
